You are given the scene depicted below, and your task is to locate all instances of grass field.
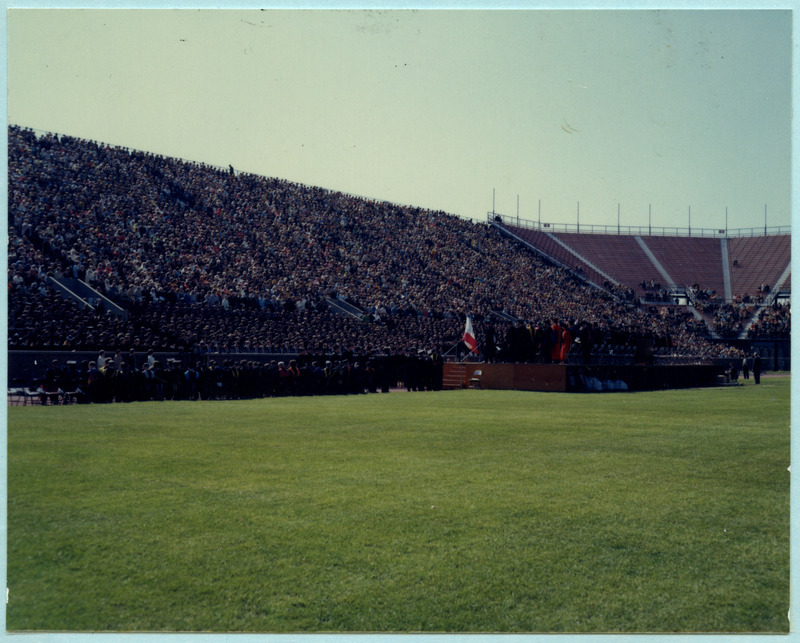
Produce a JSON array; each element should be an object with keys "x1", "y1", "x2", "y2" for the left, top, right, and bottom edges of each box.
[{"x1": 6, "y1": 377, "x2": 790, "y2": 633}]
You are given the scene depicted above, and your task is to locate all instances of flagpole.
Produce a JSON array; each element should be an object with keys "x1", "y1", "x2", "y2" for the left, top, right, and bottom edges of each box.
[{"x1": 441, "y1": 340, "x2": 464, "y2": 358}]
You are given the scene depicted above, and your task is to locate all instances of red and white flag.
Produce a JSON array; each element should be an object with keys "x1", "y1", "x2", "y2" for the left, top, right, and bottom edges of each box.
[{"x1": 462, "y1": 316, "x2": 478, "y2": 354}]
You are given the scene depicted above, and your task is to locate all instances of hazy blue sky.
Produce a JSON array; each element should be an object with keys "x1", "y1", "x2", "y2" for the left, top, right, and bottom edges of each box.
[{"x1": 6, "y1": 7, "x2": 793, "y2": 232}]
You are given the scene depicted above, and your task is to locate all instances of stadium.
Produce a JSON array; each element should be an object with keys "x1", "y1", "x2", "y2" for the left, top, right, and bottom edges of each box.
[
  {"x1": 7, "y1": 126, "x2": 790, "y2": 400},
  {"x1": 6, "y1": 126, "x2": 790, "y2": 633}
]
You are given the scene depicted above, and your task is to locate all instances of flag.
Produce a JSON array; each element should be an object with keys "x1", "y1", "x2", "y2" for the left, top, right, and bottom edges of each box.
[{"x1": 462, "y1": 316, "x2": 478, "y2": 354}]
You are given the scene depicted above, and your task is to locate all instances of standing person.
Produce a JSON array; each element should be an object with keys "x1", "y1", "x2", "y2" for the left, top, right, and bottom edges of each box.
[
  {"x1": 98, "y1": 359, "x2": 116, "y2": 402},
  {"x1": 43, "y1": 359, "x2": 63, "y2": 405},
  {"x1": 115, "y1": 361, "x2": 135, "y2": 402},
  {"x1": 525, "y1": 322, "x2": 537, "y2": 363},
  {"x1": 550, "y1": 319, "x2": 563, "y2": 363},
  {"x1": 560, "y1": 323, "x2": 573, "y2": 363},
  {"x1": 403, "y1": 349, "x2": 419, "y2": 391},
  {"x1": 383, "y1": 349, "x2": 399, "y2": 393},
  {"x1": 184, "y1": 362, "x2": 201, "y2": 400},
  {"x1": 536, "y1": 322, "x2": 550, "y2": 363},
  {"x1": 742, "y1": 355, "x2": 750, "y2": 380},
  {"x1": 85, "y1": 360, "x2": 101, "y2": 403},
  {"x1": 277, "y1": 361, "x2": 291, "y2": 396},
  {"x1": 516, "y1": 322, "x2": 533, "y2": 364},
  {"x1": 752, "y1": 352, "x2": 762, "y2": 384},
  {"x1": 138, "y1": 363, "x2": 154, "y2": 401},
  {"x1": 151, "y1": 360, "x2": 166, "y2": 400},
  {"x1": 484, "y1": 323, "x2": 497, "y2": 363},
  {"x1": 579, "y1": 321, "x2": 594, "y2": 364},
  {"x1": 287, "y1": 359, "x2": 301, "y2": 396},
  {"x1": 431, "y1": 349, "x2": 444, "y2": 391}
]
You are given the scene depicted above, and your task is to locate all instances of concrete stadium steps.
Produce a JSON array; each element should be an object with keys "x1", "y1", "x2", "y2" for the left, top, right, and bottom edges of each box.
[
  {"x1": 442, "y1": 362, "x2": 468, "y2": 389},
  {"x1": 727, "y1": 235, "x2": 791, "y2": 298}
]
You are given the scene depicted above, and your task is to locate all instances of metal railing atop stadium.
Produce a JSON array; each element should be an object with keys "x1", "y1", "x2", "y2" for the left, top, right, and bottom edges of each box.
[{"x1": 488, "y1": 213, "x2": 791, "y2": 239}]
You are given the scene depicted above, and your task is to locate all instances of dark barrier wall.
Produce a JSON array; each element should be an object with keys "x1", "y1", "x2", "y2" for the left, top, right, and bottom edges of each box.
[
  {"x1": 444, "y1": 362, "x2": 726, "y2": 392},
  {"x1": 566, "y1": 364, "x2": 725, "y2": 392}
]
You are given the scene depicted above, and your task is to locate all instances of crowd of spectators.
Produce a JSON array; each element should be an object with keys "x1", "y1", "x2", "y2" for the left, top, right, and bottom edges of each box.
[
  {"x1": 9, "y1": 125, "x2": 777, "y2": 383},
  {"x1": 685, "y1": 281, "x2": 790, "y2": 340},
  {"x1": 712, "y1": 301, "x2": 754, "y2": 337},
  {"x1": 638, "y1": 279, "x2": 675, "y2": 304},
  {"x1": 688, "y1": 283, "x2": 720, "y2": 305},
  {"x1": 747, "y1": 302, "x2": 790, "y2": 339}
]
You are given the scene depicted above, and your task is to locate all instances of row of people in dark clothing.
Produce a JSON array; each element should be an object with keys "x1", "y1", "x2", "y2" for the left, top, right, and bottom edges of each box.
[
  {"x1": 32, "y1": 350, "x2": 445, "y2": 404},
  {"x1": 728, "y1": 353, "x2": 763, "y2": 384},
  {"x1": 483, "y1": 319, "x2": 665, "y2": 365}
]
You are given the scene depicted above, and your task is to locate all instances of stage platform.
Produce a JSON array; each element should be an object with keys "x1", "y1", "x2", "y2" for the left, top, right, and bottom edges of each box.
[{"x1": 444, "y1": 362, "x2": 727, "y2": 392}]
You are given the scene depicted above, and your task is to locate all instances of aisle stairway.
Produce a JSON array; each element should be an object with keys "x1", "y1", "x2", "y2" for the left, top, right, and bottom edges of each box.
[{"x1": 442, "y1": 362, "x2": 467, "y2": 390}]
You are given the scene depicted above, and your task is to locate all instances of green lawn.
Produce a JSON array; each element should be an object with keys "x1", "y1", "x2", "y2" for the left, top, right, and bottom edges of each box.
[{"x1": 6, "y1": 378, "x2": 790, "y2": 632}]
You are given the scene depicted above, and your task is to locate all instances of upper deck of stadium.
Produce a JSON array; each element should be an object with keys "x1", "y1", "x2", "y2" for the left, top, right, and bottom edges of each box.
[{"x1": 490, "y1": 213, "x2": 790, "y2": 307}]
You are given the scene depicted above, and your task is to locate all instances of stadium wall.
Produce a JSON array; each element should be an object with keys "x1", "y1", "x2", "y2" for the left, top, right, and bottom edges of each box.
[{"x1": 444, "y1": 362, "x2": 727, "y2": 392}]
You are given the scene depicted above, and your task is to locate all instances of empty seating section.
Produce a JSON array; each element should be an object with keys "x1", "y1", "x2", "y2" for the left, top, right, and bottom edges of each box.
[
  {"x1": 641, "y1": 237, "x2": 725, "y2": 295},
  {"x1": 551, "y1": 233, "x2": 662, "y2": 297},
  {"x1": 506, "y1": 227, "x2": 608, "y2": 287},
  {"x1": 728, "y1": 235, "x2": 791, "y2": 298},
  {"x1": 511, "y1": 227, "x2": 789, "y2": 306}
]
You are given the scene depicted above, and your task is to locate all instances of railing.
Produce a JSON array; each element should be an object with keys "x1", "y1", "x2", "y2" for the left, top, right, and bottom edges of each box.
[{"x1": 489, "y1": 213, "x2": 791, "y2": 239}]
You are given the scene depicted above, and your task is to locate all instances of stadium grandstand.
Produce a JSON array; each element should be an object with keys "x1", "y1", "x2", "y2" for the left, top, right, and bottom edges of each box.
[
  {"x1": 492, "y1": 215, "x2": 790, "y2": 340},
  {"x1": 7, "y1": 126, "x2": 790, "y2": 401}
]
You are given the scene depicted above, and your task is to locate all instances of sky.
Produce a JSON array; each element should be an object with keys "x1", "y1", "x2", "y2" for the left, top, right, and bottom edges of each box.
[{"x1": 5, "y1": 6, "x2": 794, "y2": 234}]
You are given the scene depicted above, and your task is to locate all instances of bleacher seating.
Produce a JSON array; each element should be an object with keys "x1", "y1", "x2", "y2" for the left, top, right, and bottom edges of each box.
[
  {"x1": 505, "y1": 227, "x2": 609, "y2": 288},
  {"x1": 7, "y1": 124, "x2": 784, "y2": 391},
  {"x1": 551, "y1": 233, "x2": 664, "y2": 299},
  {"x1": 498, "y1": 221, "x2": 790, "y2": 342},
  {"x1": 505, "y1": 225, "x2": 791, "y2": 309},
  {"x1": 728, "y1": 235, "x2": 791, "y2": 299},
  {"x1": 641, "y1": 236, "x2": 725, "y2": 296}
]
